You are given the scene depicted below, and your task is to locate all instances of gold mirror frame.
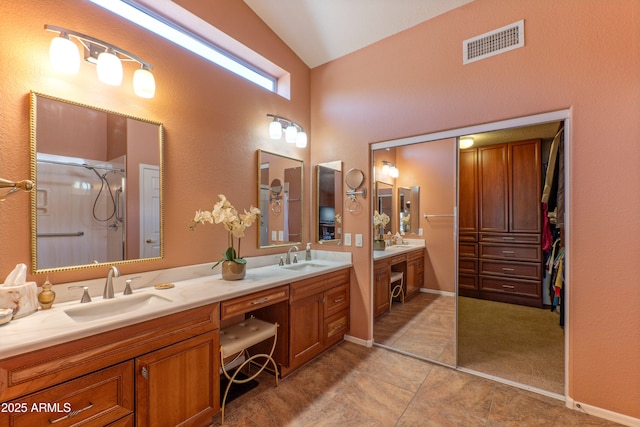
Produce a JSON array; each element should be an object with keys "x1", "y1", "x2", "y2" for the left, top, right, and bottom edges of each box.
[
  {"x1": 29, "y1": 92, "x2": 164, "y2": 273},
  {"x1": 257, "y1": 150, "x2": 304, "y2": 248}
]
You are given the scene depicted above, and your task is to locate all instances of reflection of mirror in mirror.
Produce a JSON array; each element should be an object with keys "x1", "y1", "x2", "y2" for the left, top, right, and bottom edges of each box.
[
  {"x1": 399, "y1": 186, "x2": 420, "y2": 235},
  {"x1": 269, "y1": 178, "x2": 283, "y2": 215},
  {"x1": 30, "y1": 92, "x2": 163, "y2": 273},
  {"x1": 258, "y1": 150, "x2": 304, "y2": 248},
  {"x1": 316, "y1": 161, "x2": 343, "y2": 243},
  {"x1": 375, "y1": 181, "x2": 394, "y2": 235}
]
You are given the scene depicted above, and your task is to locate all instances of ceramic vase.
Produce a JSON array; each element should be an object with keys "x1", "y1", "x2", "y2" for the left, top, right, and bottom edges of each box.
[{"x1": 221, "y1": 261, "x2": 246, "y2": 281}]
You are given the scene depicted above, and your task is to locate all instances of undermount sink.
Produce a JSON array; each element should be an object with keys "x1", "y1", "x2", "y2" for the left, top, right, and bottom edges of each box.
[
  {"x1": 281, "y1": 262, "x2": 327, "y2": 272},
  {"x1": 63, "y1": 293, "x2": 173, "y2": 323}
]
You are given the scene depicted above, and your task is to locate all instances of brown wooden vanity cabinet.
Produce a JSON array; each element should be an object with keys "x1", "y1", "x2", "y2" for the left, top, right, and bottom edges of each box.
[
  {"x1": 406, "y1": 249, "x2": 425, "y2": 298},
  {"x1": 459, "y1": 139, "x2": 543, "y2": 307},
  {"x1": 374, "y1": 248, "x2": 425, "y2": 318},
  {"x1": 0, "y1": 304, "x2": 220, "y2": 427},
  {"x1": 284, "y1": 269, "x2": 350, "y2": 376},
  {"x1": 373, "y1": 258, "x2": 391, "y2": 317}
]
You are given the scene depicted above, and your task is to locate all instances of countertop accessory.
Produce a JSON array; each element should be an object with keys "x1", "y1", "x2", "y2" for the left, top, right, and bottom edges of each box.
[
  {"x1": 38, "y1": 277, "x2": 56, "y2": 309},
  {"x1": 154, "y1": 283, "x2": 175, "y2": 290},
  {"x1": 0, "y1": 308, "x2": 13, "y2": 326}
]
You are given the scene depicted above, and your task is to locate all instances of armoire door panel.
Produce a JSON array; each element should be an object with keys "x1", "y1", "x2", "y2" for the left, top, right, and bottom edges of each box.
[
  {"x1": 478, "y1": 145, "x2": 509, "y2": 233},
  {"x1": 509, "y1": 140, "x2": 542, "y2": 233},
  {"x1": 459, "y1": 148, "x2": 478, "y2": 233}
]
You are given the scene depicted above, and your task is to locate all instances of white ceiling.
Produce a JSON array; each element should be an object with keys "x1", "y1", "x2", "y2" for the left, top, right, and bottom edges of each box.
[{"x1": 243, "y1": 0, "x2": 474, "y2": 68}]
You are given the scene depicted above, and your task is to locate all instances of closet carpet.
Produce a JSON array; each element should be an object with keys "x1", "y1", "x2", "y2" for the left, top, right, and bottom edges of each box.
[
  {"x1": 457, "y1": 296, "x2": 565, "y2": 395},
  {"x1": 214, "y1": 340, "x2": 620, "y2": 426}
]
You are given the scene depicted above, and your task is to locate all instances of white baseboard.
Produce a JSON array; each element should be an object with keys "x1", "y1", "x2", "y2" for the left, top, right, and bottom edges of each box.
[
  {"x1": 420, "y1": 288, "x2": 455, "y2": 297},
  {"x1": 565, "y1": 397, "x2": 639, "y2": 427},
  {"x1": 343, "y1": 334, "x2": 373, "y2": 347}
]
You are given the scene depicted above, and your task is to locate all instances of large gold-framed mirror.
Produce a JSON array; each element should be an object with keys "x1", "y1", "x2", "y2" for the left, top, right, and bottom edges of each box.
[
  {"x1": 257, "y1": 150, "x2": 304, "y2": 248},
  {"x1": 375, "y1": 181, "x2": 394, "y2": 236},
  {"x1": 398, "y1": 185, "x2": 420, "y2": 235},
  {"x1": 30, "y1": 92, "x2": 164, "y2": 273},
  {"x1": 316, "y1": 161, "x2": 343, "y2": 243}
]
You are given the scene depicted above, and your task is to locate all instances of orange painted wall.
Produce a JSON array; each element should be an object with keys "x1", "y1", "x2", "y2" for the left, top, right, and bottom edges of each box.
[
  {"x1": 310, "y1": 0, "x2": 639, "y2": 418},
  {"x1": 0, "y1": 0, "x2": 310, "y2": 282}
]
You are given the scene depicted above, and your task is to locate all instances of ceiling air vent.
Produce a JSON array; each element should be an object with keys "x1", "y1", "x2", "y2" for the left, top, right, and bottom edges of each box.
[{"x1": 463, "y1": 20, "x2": 524, "y2": 64}]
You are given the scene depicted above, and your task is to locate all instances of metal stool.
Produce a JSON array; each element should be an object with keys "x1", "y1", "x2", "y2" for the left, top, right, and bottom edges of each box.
[
  {"x1": 389, "y1": 271, "x2": 404, "y2": 309},
  {"x1": 219, "y1": 316, "x2": 279, "y2": 424}
]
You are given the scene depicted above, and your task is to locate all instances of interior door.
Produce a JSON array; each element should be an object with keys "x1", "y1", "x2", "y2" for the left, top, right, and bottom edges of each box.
[{"x1": 140, "y1": 164, "x2": 160, "y2": 258}]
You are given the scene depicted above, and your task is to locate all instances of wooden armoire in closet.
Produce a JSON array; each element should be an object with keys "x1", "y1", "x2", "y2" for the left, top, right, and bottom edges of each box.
[{"x1": 458, "y1": 139, "x2": 543, "y2": 307}]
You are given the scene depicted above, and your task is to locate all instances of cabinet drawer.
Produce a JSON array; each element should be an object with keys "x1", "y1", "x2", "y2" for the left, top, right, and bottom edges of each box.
[
  {"x1": 479, "y1": 243, "x2": 541, "y2": 262},
  {"x1": 323, "y1": 309, "x2": 349, "y2": 347},
  {"x1": 480, "y1": 276, "x2": 541, "y2": 298},
  {"x1": 480, "y1": 259, "x2": 542, "y2": 280},
  {"x1": 290, "y1": 269, "x2": 349, "y2": 302},
  {"x1": 324, "y1": 284, "x2": 349, "y2": 318},
  {"x1": 406, "y1": 248, "x2": 425, "y2": 262},
  {"x1": 459, "y1": 232, "x2": 478, "y2": 243},
  {"x1": 458, "y1": 258, "x2": 478, "y2": 274},
  {"x1": 389, "y1": 254, "x2": 407, "y2": 266},
  {"x1": 458, "y1": 273, "x2": 478, "y2": 290},
  {"x1": 480, "y1": 233, "x2": 541, "y2": 244},
  {"x1": 459, "y1": 242, "x2": 478, "y2": 258},
  {"x1": 1, "y1": 361, "x2": 133, "y2": 427},
  {"x1": 221, "y1": 285, "x2": 289, "y2": 320}
]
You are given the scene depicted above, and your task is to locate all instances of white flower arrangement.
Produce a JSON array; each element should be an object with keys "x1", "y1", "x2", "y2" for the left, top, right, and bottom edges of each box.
[
  {"x1": 373, "y1": 210, "x2": 390, "y2": 239},
  {"x1": 190, "y1": 194, "x2": 260, "y2": 267}
]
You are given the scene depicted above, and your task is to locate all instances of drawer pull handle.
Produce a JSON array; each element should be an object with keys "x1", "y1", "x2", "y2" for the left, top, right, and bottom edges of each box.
[
  {"x1": 332, "y1": 322, "x2": 345, "y2": 332},
  {"x1": 502, "y1": 284, "x2": 515, "y2": 289},
  {"x1": 502, "y1": 250, "x2": 515, "y2": 254},
  {"x1": 333, "y1": 298, "x2": 344, "y2": 303},
  {"x1": 49, "y1": 402, "x2": 93, "y2": 424},
  {"x1": 502, "y1": 237, "x2": 515, "y2": 240},
  {"x1": 501, "y1": 267, "x2": 515, "y2": 271},
  {"x1": 251, "y1": 297, "x2": 270, "y2": 305}
]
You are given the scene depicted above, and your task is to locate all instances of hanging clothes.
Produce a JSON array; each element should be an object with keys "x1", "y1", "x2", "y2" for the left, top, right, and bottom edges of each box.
[{"x1": 551, "y1": 247, "x2": 565, "y2": 328}]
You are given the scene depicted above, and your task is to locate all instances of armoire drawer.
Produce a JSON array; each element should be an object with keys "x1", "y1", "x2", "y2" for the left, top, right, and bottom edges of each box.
[
  {"x1": 324, "y1": 284, "x2": 349, "y2": 318},
  {"x1": 459, "y1": 242, "x2": 478, "y2": 258},
  {"x1": 479, "y1": 243, "x2": 541, "y2": 262},
  {"x1": 480, "y1": 276, "x2": 541, "y2": 298},
  {"x1": 479, "y1": 233, "x2": 541, "y2": 244},
  {"x1": 458, "y1": 273, "x2": 478, "y2": 290},
  {"x1": 458, "y1": 258, "x2": 478, "y2": 274},
  {"x1": 480, "y1": 259, "x2": 542, "y2": 280}
]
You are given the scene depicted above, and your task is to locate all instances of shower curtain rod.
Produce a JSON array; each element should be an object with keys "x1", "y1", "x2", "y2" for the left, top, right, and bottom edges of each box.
[{"x1": 37, "y1": 158, "x2": 125, "y2": 173}]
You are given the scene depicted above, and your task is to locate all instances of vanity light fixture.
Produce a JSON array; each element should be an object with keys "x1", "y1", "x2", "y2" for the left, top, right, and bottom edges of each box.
[
  {"x1": 45, "y1": 24, "x2": 156, "y2": 98},
  {"x1": 0, "y1": 178, "x2": 33, "y2": 201},
  {"x1": 266, "y1": 114, "x2": 307, "y2": 148},
  {"x1": 459, "y1": 137, "x2": 474, "y2": 149},
  {"x1": 381, "y1": 161, "x2": 399, "y2": 178}
]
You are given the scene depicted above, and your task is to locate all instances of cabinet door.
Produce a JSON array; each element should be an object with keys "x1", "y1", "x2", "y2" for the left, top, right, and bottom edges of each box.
[
  {"x1": 136, "y1": 332, "x2": 219, "y2": 427},
  {"x1": 373, "y1": 261, "x2": 391, "y2": 317},
  {"x1": 289, "y1": 293, "x2": 324, "y2": 369},
  {"x1": 459, "y1": 148, "x2": 478, "y2": 233},
  {"x1": 509, "y1": 140, "x2": 542, "y2": 233},
  {"x1": 479, "y1": 144, "x2": 509, "y2": 233},
  {"x1": 406, "y1": 251, "x2": 424, "y2": 298}
]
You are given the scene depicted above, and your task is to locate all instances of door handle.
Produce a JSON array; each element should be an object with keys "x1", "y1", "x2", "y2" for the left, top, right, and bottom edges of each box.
[{"x1": 146, "y1": 239, "x2": 157, "y2": 243}]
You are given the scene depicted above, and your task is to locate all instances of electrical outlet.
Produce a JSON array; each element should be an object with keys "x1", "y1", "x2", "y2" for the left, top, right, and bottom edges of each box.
[
  {"x1": 355, "y1": 234, "x2": 363, "y2": 247},
  {"x1": 344, "y1": 233, "x2": 352, "y2": 246}
]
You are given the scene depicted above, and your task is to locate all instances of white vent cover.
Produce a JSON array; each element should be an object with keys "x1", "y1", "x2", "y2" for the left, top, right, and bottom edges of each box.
[{"x1": 463, "y1": 20, "x2": 524, "y2": 64}]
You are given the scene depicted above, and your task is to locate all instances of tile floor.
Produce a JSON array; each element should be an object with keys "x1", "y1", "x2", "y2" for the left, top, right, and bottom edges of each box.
[{"x1": 215, "y1": 341, "x2": 622, "y2": 426}]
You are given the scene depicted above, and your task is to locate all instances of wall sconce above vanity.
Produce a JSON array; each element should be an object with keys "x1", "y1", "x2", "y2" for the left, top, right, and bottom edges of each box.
[
  {"x1": 267, "y1": 114, "x2": 307, "y2": 148},
  {"x1": 45, "y1": 24, "x2": 156, "y2": 98}
]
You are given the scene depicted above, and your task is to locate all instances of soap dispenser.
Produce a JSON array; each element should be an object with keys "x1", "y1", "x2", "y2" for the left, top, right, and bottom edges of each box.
[
  {"x1": 305, "y1": 243, "x2": 312, "y2": 261},
  {"x1": 38, "y1": 277, "x2": 56, "y2": 310}
]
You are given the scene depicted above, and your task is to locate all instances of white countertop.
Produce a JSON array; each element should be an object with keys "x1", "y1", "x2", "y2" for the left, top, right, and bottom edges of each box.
[
  {"x1": 0, "y1": 251, "x2": 352, "y2": 359},
  {"x1": 372, "y1": 239, "x2": 426, "y2": 261}
]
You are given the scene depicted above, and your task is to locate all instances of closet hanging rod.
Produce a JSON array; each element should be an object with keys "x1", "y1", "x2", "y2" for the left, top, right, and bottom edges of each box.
[
  {"x1": 423, "y1": 213, "x2": 455, "y2": 218},
  {"x1": 37, "y1": 159, "x2": 125, "y2": 173}
]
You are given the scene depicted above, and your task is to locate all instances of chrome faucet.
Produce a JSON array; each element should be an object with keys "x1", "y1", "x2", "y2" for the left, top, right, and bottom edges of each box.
[
  {"x1": 285, "y1": 245, "x2": 299, "y2": 264},
  {"x1": 103, "y1": 266, "x2": 120, "y2": 299}
]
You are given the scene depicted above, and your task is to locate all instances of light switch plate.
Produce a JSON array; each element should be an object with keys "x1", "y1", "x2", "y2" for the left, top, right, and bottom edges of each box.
[
  {"x1": 271, "y1": 231, "x2": 277, "y2": 241},
  {"x1": 344, "y1": 233, "x2": 352, "y2": 246},
  {"x1": 418, "y1": 228, "x2": 424, "y2": 236},
  {"x1": 355, "y1": 234, "x2": 363, "y2": 247},
  {"x1": 278, "y1": 230, "x2": 284, "y2": 241}
]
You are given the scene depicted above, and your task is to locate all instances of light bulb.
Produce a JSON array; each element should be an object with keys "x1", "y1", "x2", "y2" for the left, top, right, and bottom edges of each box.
[
  {"x1": 381, "y1": 162, "x2": 390, "y2": 175},
  {"x1": 269, "y1": 119, "x2": 282, "y2": 139},
  {"x1": 295, "y1": 131, "x2": 307, "y2": 148},
  {"x1": 285, "y1": 125, "x2": 298, "y2": 143},
  {"x1": 49, "y1": 35, "x2": 80, "y2": 74},
  {"x1": 96, "y1": 49, "x2": 123, "y2": 86},
  {"x1": 389, "y1": 166, "x2": 399, "y2": 178},
  {"x1": 133, "y1": 67, "x2": 155, "y2": 98}
]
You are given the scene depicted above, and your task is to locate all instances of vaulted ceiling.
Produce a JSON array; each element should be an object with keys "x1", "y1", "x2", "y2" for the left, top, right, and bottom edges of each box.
[{"x1": 243, "y1": 0, "x2": 474, "y2": 68}]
